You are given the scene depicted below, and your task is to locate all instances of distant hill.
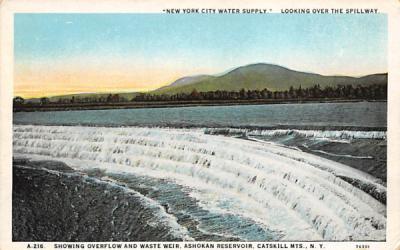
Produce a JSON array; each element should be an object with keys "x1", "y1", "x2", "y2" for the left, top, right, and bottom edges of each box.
[
  {"x1": 152, "y1": 63, "x2": 387, "y2": 95},
  {"x1": 162, "y1": 75, "x2": 215, "y2": 88},
  {"x1": 25, "y1": 92, "x2": 138, "y2": 103}
]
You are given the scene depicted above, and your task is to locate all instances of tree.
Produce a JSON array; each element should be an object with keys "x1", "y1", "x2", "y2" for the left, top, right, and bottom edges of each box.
[
  {"x1": 106, "y1": 94, "x2": 113, "y2": 102},
  {"x1": 239, "y1": 89, "x2": 247, "y2": 99},
  {"x1": 190, "y1": 89, "x2": 202, "y2": 100},
  {"x1": 40, "y1": 97, "x2": 50, "y2": 105},
  {"x1": 13, "y1": 96, "x2": 25, "y2": 105},
  {"x1": 112, "y1": 94, "x2": 120, "y2": 102},
  {"x1": 288, "y1": 86, "x2": 295, "y2": 98}
]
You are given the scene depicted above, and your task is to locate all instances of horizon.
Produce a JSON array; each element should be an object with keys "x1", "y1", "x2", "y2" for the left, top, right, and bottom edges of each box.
[
  {"x1": 15, "y1": 13, "x2": 387, "y2": 98},
  {"x1": 16, "y1": 62, "x2": 388, "y2": 99}
]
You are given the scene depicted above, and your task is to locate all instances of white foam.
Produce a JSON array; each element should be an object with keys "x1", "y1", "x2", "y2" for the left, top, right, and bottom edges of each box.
[
  {"x1": 308, "y1": 149, "x2": 374, "y2": 159},
  {"x1": 13, "y1": 125, "x2": 386, "y2": 241},
  {"x1": 205, "y1": 128, "x2": 386, "y2": 140}
]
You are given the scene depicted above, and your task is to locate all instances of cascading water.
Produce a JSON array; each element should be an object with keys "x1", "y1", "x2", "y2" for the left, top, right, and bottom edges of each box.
[
  {"x1": 204, "y1": 127, "x2": 387, "y2": 140},
  {"x1": 13, "y1": 125, "x2": 386, "y2": 241}
]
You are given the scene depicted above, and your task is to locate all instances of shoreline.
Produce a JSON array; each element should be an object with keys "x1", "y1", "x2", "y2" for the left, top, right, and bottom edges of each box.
[
  {"x1": 13, "y1": 123, "x2": 388, "y2": 132},
  {"x1": 13, "y1": 98, "x2": 387, "y2": 112}
]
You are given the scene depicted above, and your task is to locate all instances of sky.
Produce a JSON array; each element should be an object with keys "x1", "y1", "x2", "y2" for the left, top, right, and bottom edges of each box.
[{"x1": 14, "y1": 13, "x2": 387, "y2": 98}]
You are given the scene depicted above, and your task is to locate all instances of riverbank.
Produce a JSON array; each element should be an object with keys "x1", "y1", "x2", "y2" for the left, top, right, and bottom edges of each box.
[{"x1": 13, "y1": 98, "x2": 386, "y2": 112}]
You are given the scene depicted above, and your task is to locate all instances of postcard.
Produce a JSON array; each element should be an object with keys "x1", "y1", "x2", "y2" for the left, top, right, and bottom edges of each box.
[{"x1": 1, "y1": 0, "x2": 399, "y2": 250}]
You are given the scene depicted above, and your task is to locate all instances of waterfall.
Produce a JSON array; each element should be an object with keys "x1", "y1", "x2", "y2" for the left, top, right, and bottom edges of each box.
[{"x1": 13, "y1": 125, "x2": 386, "y2": 241}]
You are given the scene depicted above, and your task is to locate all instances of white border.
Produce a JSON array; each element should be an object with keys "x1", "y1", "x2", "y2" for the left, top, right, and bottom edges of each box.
[{"x1": 1, "y1": 1, "x2": 399, "y2": 249}]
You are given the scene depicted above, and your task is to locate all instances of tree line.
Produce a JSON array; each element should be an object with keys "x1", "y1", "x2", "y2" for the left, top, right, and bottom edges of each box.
[
  {"x1": 134, "y1": 84, "x2": 386, "y2": 102},
  {"x1": 14, "y1": 83, "x2": 387, "y2": 105}
]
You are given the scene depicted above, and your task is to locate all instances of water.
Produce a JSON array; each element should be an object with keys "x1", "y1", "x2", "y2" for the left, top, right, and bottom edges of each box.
[
  {"x1": 13, "y1": 102, "x2": 387, "y2": 128},
  {"x1": 12, "y1": 102, "x2": 387, "y2": 241}
]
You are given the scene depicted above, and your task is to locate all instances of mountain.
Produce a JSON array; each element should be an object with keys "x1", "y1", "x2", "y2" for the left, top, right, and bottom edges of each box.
[
  {"x1": 152, "y1": 63, "x2": 387, "y2": 95},
  {"x1": 164, "y1": 75, "x2": 215, "y2": 88}
]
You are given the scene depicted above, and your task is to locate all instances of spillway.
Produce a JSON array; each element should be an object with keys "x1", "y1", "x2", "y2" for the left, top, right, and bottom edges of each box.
[{"x1": 13, "y1": 125, "x2": 386, "y2": 241}]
